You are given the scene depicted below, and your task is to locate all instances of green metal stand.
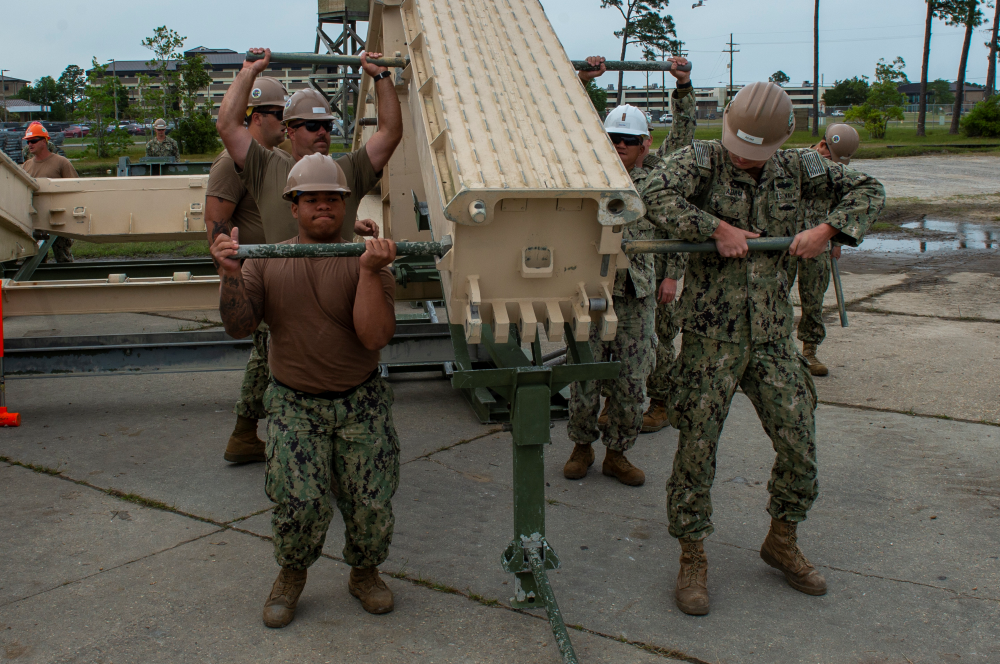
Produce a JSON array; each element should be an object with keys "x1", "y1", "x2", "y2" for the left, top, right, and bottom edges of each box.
[{"x1": 450, "y1": 321, "x2": 618, "y2": 663}]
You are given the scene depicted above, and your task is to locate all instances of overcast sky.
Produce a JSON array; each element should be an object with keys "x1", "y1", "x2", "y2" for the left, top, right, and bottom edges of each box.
[{"x1": 2, "y1": 0, "x2": 996, "y2": 90}]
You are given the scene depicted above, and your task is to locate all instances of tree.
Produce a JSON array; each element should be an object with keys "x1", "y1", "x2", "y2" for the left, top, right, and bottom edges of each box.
[
  {"x1": 600, "y1": 0, "x2": 680, "y2": 106},
  {"x1": 141, "y1": 26, "x2": 186, "y2": 118},
  {"x1": 585, "y1": 79, "x2": 609, "y2": 116},
  {"x1": 917, "y1": 1, "x2": 936, "y2": 136},
  {"x1": 80, "y1": 59, "x2": 132, "y2": 158},
  {"x1": 57, "y1": 65, "x2": 87, "y2": 115},
  {"x1": 986, "y1": 2, "x2": 999, "y2": 97},
  {"x1": 845, "y1": 57, "x2": 907, "y2": 139},
  {"x1": 16, "y1": 76, "x2": 68, "y2": 120},
  {"x1": 941, "y1": 0, "x2": 984, "y2": 133},
  {"x1": 927, "y1": 78, "x2": 955, "y2": 104},
  {"x1": 960, "y1": 93, "x2": 1000, "y2": 135},
  {"x1": 171, "y1": 53, "x2": 220, "y2": 154},
  {"x1": 822, "y1": 76, "x2": 869, "y2": 106},
  {"x1": 769, "y1": 70, "x2": 790, "y2": 85}
]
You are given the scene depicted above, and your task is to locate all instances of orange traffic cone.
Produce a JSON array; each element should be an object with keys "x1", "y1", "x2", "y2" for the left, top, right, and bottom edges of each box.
[{"x1": 0, "y1": 281, "x2": 20, "y2": 427}]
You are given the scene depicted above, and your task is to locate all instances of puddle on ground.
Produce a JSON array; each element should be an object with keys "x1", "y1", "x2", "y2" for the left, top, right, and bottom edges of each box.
[{"x1": 856, "y1": 219, "x2": 1000, "y2": 253}]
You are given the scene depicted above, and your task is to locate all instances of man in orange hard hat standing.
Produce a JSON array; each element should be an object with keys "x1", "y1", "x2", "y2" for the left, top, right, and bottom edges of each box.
[
  {"x1": 21, "y1": 122, "x2": 77, "y2": 263},
  {"x1": 652, "y1": 83, "x2": 884, "y2": 615}
]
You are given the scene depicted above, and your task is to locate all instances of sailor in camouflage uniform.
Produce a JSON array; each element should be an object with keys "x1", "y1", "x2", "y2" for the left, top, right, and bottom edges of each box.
[
  {"x1": 145, "y1": 118, "x2": 180, "y2": 158},
  {"x1": 793, "y1": 123, "x2": 861, "y2": 376},
  {"x1": 565, "y1": 56, "x2": 696, "y2": 487},
  {"x1": 649, "y1": 82, "x2": 884, "y2": 615}
]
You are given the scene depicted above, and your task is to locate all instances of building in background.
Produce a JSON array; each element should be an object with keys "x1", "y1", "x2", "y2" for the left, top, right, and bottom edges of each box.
[{"x1": 2, "y1": 75, "x2": 30, "y2": 98}]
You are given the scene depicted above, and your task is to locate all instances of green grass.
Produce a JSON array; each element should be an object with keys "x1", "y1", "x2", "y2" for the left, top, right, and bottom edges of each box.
[
  {"x1": 650, "y1": 124, "x2": 1000, "y2": 159},
  {"x1": 61, "y1": 240, "x2": 211, "y2": 260},
  {"x1": 67, "y1": 147, "x2": 222, "y2": 177}
]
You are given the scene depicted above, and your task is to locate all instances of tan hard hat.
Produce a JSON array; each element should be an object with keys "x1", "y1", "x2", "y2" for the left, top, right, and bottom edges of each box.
[
  {"x1": 248, "y1": 77, "x2": 288, "y2": 109},
  {"x1": 722, "y1": 82, "x2": 795, "y2": 161},
  {"x1": 153, "y1": 118, "x2": 167, "y2": 129},
  {"x1": 282, "y1": 89, "x2": 335, "y2": 123},
  {"x1": 824, "y1": 123, "x2": 860, "y2": 165},
  {"x1": 282, "y1": 153, "x2": 351, "y2": 201}
]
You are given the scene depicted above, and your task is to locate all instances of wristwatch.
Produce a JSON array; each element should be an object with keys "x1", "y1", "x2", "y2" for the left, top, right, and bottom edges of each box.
[{"x1": 372, "y1": 71, "x2": 392, "y2": 83}]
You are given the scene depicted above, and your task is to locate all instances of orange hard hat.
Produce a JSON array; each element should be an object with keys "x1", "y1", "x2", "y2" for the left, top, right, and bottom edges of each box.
[{"x1": 24, "y1": 122, "x2": 49, "y2": 140}]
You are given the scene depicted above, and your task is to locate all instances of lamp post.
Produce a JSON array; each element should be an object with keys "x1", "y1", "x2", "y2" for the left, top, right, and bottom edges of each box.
[{"x1": 110, "y1": 59, "x2": 118, "y2": 124}]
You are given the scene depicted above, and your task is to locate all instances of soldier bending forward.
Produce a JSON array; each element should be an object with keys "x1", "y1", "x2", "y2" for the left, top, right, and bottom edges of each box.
[
  {"x1": 211, "y1": 153, "x2": 400, "y2": 627},
  {"x1": 652, "y1": 82, "x2": 884, "y2": 615}
]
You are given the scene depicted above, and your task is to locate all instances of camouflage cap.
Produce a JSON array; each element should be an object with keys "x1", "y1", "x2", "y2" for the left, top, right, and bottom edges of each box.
[
  {"x1": 824, "y1": 123, "x2": 860, "y2": 165},
  {"x1": 282, "y1": 153, "x2": 351, "y2": 201},
  {"x1": 283, "y1": 89, "x2": 335, "y2": 123},
  {"x1": 721, "y1": 82, "x2": 794, "y2": 161}
]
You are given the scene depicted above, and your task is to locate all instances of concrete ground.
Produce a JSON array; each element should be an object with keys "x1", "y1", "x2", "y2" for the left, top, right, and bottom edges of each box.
[{"x1": 2, "y1": 156, "x2": 1000, "y2": 663}]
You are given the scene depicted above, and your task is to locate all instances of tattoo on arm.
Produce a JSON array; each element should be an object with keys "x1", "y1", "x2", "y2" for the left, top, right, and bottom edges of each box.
[
  {"x1": 210, "y1": 219, "x2": 234, "y2": 242},
  {"x1": 219, "y1": 272, "x2": 262, "y2": 338}
]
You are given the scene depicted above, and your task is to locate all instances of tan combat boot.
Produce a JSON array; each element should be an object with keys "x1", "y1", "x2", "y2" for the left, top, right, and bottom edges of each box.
[
  {"x1": 641, "y1": 399, "x2": 670, "y2": 433},
  {"x1": 602, "y1": 448, "x2": 645, "y2": 486},
  {"x1": 224, "y1": 416, "x2": 266, "y2": 463},
  {"x1": 802, "y1": 343, "x2": 829, "y2": 377},
  {"x1": 675, "y1": 539, "x2": 709, "y2": 615},
  {"x1": 563, "y1": 443, "x2": 595, "y2": 480},
  {"x1": 262, "y1": 567, "x2": 308, "y2": 628},
  {"x1": 597, "y1": 400, "x2": 610, "y2": 428},
  {"x1": 759, "y1": 518, "x2": 827, "y2": 595},
  {"x1": 349, "y1": 567, "x2": 394, "y2": 614}
]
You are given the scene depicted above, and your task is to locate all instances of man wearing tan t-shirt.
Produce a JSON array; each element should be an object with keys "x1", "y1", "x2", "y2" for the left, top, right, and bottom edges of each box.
[
  {"x1": 210, "y1": 154, "x2": 400, "y2": 628},
  {"x1": 207, "y1": 76, "x2": 290, "y2": 465},
  {"x1": 216, "y1": 47, "x2": 400, "y2": 244},
  {"x1": 21, "y1": 122, "x2": 77, "y2": 263}
]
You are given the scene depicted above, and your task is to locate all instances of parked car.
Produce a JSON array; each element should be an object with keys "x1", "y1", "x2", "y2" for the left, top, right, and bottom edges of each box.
[
  {"x1": 831, "y1": 110, "x2": 845, "y2": 117},
  {"x1": 63, "y1": 125, "x2": 90, "y2": 138},
  {"x1": 659, "y1": 113, "x2": 672, "y2": 124}
]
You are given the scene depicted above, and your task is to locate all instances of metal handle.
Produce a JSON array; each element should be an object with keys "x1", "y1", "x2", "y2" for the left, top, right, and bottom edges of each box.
[
  {"x1": 831, "y1": 254, "x2": 849, "y2": 327},
  {"x1": 248, "y1": 51, "x2": 691, "y2": 73},
  {"x1": 622, "y1": 237, "x2": 793, "y2": 254},
  {"x1": 234, "y1": 236, "x2": 452, "y2": 260}
]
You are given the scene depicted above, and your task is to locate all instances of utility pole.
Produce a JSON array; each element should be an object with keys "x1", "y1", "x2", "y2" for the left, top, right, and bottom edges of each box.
[
  {"x1": 723, "y1": 34, "x2": 739, "y2": 107},
  {"x1": 112, "y1": 59, "x2": 118, "y2": 125},
  {"x1": 0, "y1": 69, "x2": 8, "y2": 123},
  {"x1": 812, "y1": 0, "x2": 820, "y2": 137}
]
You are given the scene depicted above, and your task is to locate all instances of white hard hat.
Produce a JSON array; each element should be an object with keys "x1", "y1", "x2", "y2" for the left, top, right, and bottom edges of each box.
[{"x1": 604, "y1": 104, "x2": 649, "y2": 137}]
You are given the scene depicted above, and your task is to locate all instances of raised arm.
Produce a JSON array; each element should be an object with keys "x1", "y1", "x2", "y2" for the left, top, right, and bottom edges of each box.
[
  {"x1": 360, "y1": 52, "x2": 403, "y2": 173},
  {"x1": 209, "y1": 228, "x2": 262, "y2": 339},
  {"x1": 217, "y1": 48, "x2": 272, "y2": 170},
  {"x1": 353, "y1": 238, "x2": 397, "y2": 350},
  {"x1": 656, "y1": 57, "x2": 696, "y2": 158}
]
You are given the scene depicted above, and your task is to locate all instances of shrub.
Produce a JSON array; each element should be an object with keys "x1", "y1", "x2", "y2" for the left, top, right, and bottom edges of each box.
[{"x1": 961, "y1": 95, "x2": 1000, "y2": 138}]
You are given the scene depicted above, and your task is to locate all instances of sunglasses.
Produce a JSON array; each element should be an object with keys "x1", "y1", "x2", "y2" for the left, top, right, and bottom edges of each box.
[
  {"x1": 289, "y1": 120, "x2": 333, "y2": 133},
  {"x1": 608, "y1": 133, "x2": 643, "y2": 147},
  {"x1": 256, "y1": 109, "x2": 284, "y2": 122},
  {"x1": 26, "y1": 137, "x2": 45, "y2": 145}
]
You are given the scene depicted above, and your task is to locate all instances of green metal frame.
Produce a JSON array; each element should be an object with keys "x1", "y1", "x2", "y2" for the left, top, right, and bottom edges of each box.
[{"x1": 449, "y1": 321, "x2": 619, "y2": 663}]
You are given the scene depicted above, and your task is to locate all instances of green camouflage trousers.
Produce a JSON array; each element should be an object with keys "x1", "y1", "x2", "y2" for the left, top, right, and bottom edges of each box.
[
  {"x1": 264, "y1": 375, "x2": 400, "y2": 570},
  {"x1": 666, "y1": 333, "x2": 818, "y2": 541},
  {"x1": 234, "y1": 323, "x2": 270, "y2": 420},
  {"x1": 645, "y1": 297, "x2": 682, "y2": 403},
  {"x1": 794, "y1": 252, "x2": 831, "y2": 346},
  {"x1": 568, "y1": 293, "x2": 655, "y2": 453}
]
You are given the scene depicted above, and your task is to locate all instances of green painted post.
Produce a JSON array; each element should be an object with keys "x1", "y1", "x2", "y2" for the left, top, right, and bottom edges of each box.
[{"x1": 510, "y1": 383, "x2": 550, "y2": 607}]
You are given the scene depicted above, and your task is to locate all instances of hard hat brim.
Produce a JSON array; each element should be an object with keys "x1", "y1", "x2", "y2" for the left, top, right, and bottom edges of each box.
[
  {"x1": 283, "y1": 111, "x2": 337, "y2": 123},
  {"x1": 605, "y1": 127, "x2": 648, "y2": 137},
  {"x1": 721, "y1": 113, "x2": 790, "y2": 162},
  {"x1": 282, "y1": 183, "x2": 352, "y2": 201}
]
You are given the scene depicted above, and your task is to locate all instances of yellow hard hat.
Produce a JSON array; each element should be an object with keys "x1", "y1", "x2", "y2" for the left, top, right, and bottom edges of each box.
[{"x1": 283, "y1": 153, "x2": 351, "y2": 201}]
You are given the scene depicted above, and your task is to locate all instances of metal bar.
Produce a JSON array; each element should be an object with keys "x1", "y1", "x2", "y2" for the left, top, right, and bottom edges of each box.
[
  {"x1": 622, "y1": 237, "x2": 794, "y2": 254},
  {"x1": 234, "y1": 237, "x2": 451, "y2": 259},
  {"x1": 831, "y1": 254, "x2": 849, "y2": 327},
  {"x1": 572, "y1": 59, "x2": 691, "y2": 72},
  {"x1": 253, "y1": 51, "x2": 691, "y2": 73},
  {"x1": 525, "y1": 544, "x2": 578, "y2": 664},
  {"x1": 12, "y1": 235, "x2": 57, "y2": 282}
]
